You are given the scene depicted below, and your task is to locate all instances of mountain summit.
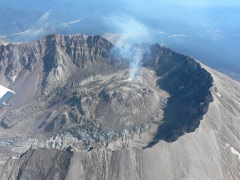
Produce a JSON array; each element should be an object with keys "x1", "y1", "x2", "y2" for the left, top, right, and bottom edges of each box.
[{"x1": 0, "y1": 34, "x2": 239, "y2": 179}]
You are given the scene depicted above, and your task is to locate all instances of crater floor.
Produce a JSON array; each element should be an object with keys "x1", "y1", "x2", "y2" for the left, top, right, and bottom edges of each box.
[{"x1": 0, "y1": 67, "x2": 169, "y2": 160}]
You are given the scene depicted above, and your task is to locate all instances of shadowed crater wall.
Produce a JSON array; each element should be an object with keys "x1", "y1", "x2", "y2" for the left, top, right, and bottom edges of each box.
[
  {"x1": 0, "y1": 35, "x2": 213, "y2": 150},
  {"x1": 144, "y1": 44, "x2": 213, "y2": 146}
]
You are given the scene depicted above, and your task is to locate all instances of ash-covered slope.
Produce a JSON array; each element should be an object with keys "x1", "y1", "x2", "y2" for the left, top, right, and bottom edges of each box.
[
  {"x1": 0, "y1": 34, "x2": 236, "y2": 179},
  {"x1": 0, "y1": 34, "x2": 212, "y2": 153},
  {"x1": 1, "y1": 65, "x2": 240, "y2": 180}
]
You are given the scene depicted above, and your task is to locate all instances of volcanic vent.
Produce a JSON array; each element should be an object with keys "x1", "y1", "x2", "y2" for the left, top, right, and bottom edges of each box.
[{"x1": 0, "y1": 34, "x2": 212, "y2": 157}]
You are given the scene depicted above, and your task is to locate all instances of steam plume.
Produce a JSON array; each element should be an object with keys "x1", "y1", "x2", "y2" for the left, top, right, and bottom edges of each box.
[{"x1": 109, "y1": 17, "x2": 150, "y2": 80}]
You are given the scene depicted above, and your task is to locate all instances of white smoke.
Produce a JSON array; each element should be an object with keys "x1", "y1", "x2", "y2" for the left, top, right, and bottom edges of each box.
[
  {"x1": 118, "y1": 44, "x2": 143, "y2": 80},
  {"x1": 108, "y1": 17, "x2": 150, "y2": 80}
]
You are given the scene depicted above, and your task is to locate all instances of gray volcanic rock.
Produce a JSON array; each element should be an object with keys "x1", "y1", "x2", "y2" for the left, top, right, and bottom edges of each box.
[
  {"x1": 0, "y1": 34, "x2": 238, "y2": 179},
  {"x1": 0, "y1": 34, "x2": 114, "y2": 94},
  {"x1": 0, "y1": 148, "x2": 71, "y2": 180},
  {"x1": 0, "y1": 34, "x2": 212, "y2": 152},
  {"x1": 1, "y1": 66, "x2": 240, "y2": 180},
  {"x1": 0, "y1": 34, "x2": 169, "y2": 158},
  {"x1": 148, "y1": 45, "x2": 213, "y2": 143}
]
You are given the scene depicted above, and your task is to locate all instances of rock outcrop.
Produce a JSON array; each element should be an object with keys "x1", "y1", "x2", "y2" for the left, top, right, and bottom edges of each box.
[
  {"x1": 1, "y1": 65, "x2": 240, "y2": 180},
  {"x1": 1, "y1": 34, "x2": 237, "y2": 180}
]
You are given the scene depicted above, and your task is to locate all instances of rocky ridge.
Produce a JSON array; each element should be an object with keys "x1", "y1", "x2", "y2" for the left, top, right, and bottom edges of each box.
[
  {"x1": 0, "y1": 34, "x2": 216, "y2": 177},
  {"x1": 0, "y1": 34, "x2": 212, "y2": 151}
]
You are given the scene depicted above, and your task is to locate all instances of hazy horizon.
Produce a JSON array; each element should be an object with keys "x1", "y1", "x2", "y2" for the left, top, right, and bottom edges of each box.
[{"x1": 0, "y1": 0, "x2": 240, "y2": 76}]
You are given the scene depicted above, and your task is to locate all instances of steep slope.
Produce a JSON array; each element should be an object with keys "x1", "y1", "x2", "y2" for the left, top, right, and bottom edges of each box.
[
  {"x1": 0, "y1": 34, "x2": 237, "y2": 179},
  {"x1": 0, "y1": 34, "x2": 212, "y2": 154},
  {"x1": 1, "y1": 66, "x2": 239, "y2": 180}
]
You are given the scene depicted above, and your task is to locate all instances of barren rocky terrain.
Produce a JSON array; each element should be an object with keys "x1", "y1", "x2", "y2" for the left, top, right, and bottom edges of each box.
[{"x1": 0, "y1": 34, "x2": 239, "y2": 179}]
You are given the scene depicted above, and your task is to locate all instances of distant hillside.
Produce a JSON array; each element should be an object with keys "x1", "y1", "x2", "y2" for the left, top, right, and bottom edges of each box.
[
  {"x1": 0, "y1": 38, "x2": 8, "y2": 45},
  {"x1": 0, "y1": 6, "x2": 43, "y2": 37},
  {"x1": 0, "y1": 0, "x2": 239, "y2": 81}
]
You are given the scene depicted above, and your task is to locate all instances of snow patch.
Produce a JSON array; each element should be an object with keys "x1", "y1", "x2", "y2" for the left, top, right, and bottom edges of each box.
[
  {"x1": 11, "y1": 156, "x2": 18, "y2": 160},
  {"x1": 216, "y1": 92, "x2": 222, "y2": 97},
  {"x1": 225, "y1": 143, "x2": 230, "y2": 148},
  {"x1": 230, "y1": 147, "x2": 240, "y2": 161},
  {"x1": 235, "y1": 100, "x2": 240, "y2": 106}
]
